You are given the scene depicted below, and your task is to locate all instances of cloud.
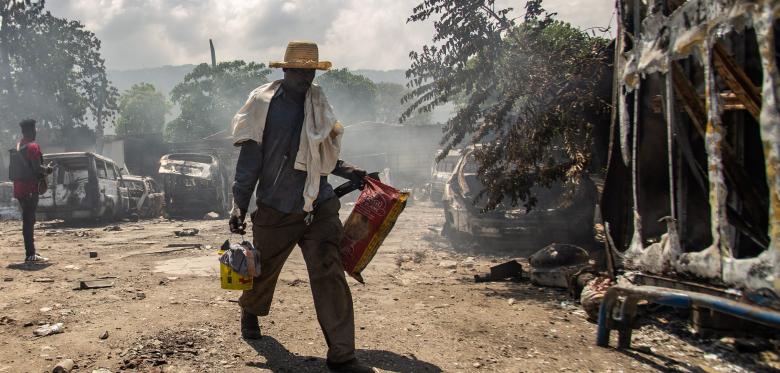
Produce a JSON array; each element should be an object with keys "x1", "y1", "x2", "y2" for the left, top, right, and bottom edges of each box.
[{"x1": 46, "y1": 0, "x2": 614, "y2": 71}]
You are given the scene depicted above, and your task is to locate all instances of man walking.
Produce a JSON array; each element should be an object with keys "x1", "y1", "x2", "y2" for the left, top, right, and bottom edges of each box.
[
  {"x1": 229, "y1": 41, "x2": 374, "y2": 373},
  {"x1": 10, "y1": 119, "x2": 48, "y2": 263}
]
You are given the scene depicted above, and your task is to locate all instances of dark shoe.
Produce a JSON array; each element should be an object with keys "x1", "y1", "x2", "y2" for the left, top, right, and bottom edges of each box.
[
  {"x1": 240, "y1": 310, "x2": 261, "y2": 340},
  {"x1": 326, "y1": 358, "x2": 375, "y2": 373}
]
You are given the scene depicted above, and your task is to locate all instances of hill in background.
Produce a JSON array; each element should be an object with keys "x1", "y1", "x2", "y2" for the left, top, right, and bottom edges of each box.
[
  {"x1": 106, "y1": 66, "x2": 448, "y2": 126},
  {"x1": 108, "y1": 64, "x2": 197, "y2": 97},
  {"x1": 107, "y1": 65, "x2": 408, "y2": 96}
]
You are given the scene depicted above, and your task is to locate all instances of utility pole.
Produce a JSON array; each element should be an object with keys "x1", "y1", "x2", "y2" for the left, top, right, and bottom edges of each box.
[{"x1": 209, "y1": 39, "x2": 216, "y2": 67}]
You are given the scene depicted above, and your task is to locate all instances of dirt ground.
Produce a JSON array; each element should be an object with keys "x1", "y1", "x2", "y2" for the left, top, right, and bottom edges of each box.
[{"x1": 0, "y1": 201, "x2": 777, "y2": 372}]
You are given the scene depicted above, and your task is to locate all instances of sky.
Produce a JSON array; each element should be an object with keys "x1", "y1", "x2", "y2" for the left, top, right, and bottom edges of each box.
[{"x1": 47, "y1": 0, "x2": 615, "y2": 72}]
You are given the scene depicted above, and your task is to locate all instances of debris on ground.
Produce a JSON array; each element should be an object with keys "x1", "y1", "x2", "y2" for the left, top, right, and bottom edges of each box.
[
  {"x1": 460, "y1": 256, "x2": 476, "y2": 268},
  {"x1": 89, "y1": 252, "x2": 98, "y2": 258},
  {"x1": 123, "y1": 245, "x2": 202, "y2": 258},
  {"x1": 34, "y1": 323, "x2": 64, "y2": 337},
  {"x1": 580, "y1": 276, "x2": 613, "y2": 321},
  {"x1": 438, "y1": 260, "x2": 458, "y2": 269},
  {"x1": 77, "y1": 280, "x2": 115, "y2": 290},
  {"x1": 474, "y1": 260, "x2": 523, "y2": 282},
  {"x1": 73, "y1": 230, "x2": 92, "y2": 238},
  {"x1": 33, "y1": 278, "x2": 54, "y2": 283},
  {"x1": 173, "y1": 228, "x2": 199, "y2": 237},
  {"x1": 165, "y1": 243, "x2": 202, "y2": 249},
  {"x1": 52, "y1": 358, "x2": 75, "y2": 373},
  {"x1": 119, "y1": 328, "x2": 209, "y2": 371},
  {"x1": 529, "y1": 244, "x2": 590, "y2": 288},
  {"x1": 203, "y1": 212, "x2": 220, "y2": 220},
  {"x1": 103, "y1": 226, "x2": 121, "y2": 232},
  {"x1": 99, "y1": 330, "x2": 109, "y2": 340},
  {"x1": 0, "y1": 316, "x2": 15, "y2": 325},
  {"x1": 286, "y1": 278, "x2": 306, "y2": 287}
]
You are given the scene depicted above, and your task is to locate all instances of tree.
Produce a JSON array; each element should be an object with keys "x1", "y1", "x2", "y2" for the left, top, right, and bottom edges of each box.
[
  {"x1": 315, "y1": 68, "x2": 377, "y2": 125},
  {"x1": 0, "y1": 0, "x2": 117, "y2": 147},
  {"x1": 375, "y1": 81, "x2": 432, "y2": 125},
  {"x1": 166, "y1": 61, "x2": 271, "y2": 141},
  {"x1": 403, "y1": 0, "x2": 611, "y2": 210},
  {"x1": 115, "y1": 83, "x2": 169, "y2": 137},
  {"x1": 86, "y1": 74, "x2": 119, "y2": 153}
]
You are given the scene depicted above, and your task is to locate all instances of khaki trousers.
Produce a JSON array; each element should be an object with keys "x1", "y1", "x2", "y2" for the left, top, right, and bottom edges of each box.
[{"x1": 239, "y1": 197, "x2": 355, "y2": 363}]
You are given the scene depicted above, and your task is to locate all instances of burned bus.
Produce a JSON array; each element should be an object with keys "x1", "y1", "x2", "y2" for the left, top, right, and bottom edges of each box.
[{"x1": 595, "y1": 0, "x2": 780, "y2": 348}]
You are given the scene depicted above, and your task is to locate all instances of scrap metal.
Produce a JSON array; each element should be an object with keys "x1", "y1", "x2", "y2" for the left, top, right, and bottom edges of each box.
[{"x1": 610, "y1": 0, "x2": 780, "y2": 294}]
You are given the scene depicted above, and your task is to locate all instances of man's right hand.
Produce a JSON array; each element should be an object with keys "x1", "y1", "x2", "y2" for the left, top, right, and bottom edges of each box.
[{"x1": 229, "y1": 208, "x2": 247, "y2": 235}]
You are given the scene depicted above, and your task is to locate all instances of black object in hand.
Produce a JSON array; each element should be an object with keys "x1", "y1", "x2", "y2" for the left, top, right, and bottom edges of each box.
[
  {"x1": 334, "y1": 172, "x2": 381, "y2": 197},
  {"x1": 229, "y1": 214, "x2": 247, "y2": 235}
]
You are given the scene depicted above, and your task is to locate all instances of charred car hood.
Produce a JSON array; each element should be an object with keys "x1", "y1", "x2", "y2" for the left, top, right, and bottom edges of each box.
[{"x1": 158, "y1": 160, "x2": 212, "y2": 180}]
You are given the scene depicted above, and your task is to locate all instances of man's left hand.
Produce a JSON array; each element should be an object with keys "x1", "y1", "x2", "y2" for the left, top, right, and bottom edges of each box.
[{"x1": 229, "y1": 208, "x2": 247, "y2": 235}]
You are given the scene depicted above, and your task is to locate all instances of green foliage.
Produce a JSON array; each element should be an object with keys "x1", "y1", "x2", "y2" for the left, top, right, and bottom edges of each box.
[
  {"x1": 403, "y1": 0, "x2": 611, "y2": 210},
  {"x1": 165, "y1": 61, "x2": 271, "y2": 141},
  {"x1": 375, "y1": 82, "x2": 405, "y2": 123},
  {"x1": 115, "y1": 83, "x2": 169, "y2": 137},
  {"x1": 0, "y1": 0, "x2": 117, "y2": 147},
  {"x1": 316, "y1": 68, "x2": 378, "y2": 125},
  {"x1": 375, "y1": 82, "x2": 432, "y2": 125},
  {"x1": 316, "y1": 69, "x2": 432, "y2": 125}
]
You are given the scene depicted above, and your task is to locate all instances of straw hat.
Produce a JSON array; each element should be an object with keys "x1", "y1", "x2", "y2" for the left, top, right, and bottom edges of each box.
[{"x1": 269, "y1": 41, "x2": 332, "y2": 70}]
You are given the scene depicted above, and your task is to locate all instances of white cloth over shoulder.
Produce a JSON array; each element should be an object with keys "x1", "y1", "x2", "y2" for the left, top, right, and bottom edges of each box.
[{"x1": 231, "y1": 80, "x2": 343, "y2": 212}]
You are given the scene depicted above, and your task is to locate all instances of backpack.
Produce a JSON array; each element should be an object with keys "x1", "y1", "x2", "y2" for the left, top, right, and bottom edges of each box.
[{"x1": 8, "y1": 144, "x2": 36, "y2": 181}]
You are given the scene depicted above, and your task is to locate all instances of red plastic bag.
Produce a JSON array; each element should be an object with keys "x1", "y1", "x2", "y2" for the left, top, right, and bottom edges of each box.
[{"x1": 340, "y1": 178, "x2": 409, "y2": 283}]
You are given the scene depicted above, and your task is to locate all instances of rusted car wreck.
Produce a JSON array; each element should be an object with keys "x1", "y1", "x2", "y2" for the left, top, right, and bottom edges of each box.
[
  {"x1": 121, "y1": 175, "x2": 164, "y2": 219},
  {"x1": 159, "y1": 153, "x2": 229, "y2": 217},
  {"x1": 598, "y1": 0, "x2": 780, "y2": 347}
]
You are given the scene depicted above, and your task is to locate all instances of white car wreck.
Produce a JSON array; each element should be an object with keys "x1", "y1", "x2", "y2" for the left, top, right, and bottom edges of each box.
[{"x1": 37, "y1": 152, "x2": 129, "y2": 221}]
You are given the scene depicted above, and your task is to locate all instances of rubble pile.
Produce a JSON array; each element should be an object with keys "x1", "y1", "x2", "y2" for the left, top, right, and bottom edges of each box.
[{"x1": 119, "y1": 328, "x2": 215, "y2": 371}]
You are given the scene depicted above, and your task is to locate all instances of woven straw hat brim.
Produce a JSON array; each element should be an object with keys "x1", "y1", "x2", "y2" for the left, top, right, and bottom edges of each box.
[{"x1": 269, "y1": 60, "x2": 332, "y2": 70}]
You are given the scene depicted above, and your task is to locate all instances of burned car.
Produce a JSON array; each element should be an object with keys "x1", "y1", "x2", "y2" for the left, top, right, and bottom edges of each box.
[
  {"x1": 0, "y1": 181, "x2": 20, "y2": 220},
  {"x1": 38, "y1": 152, "x2": 129, "y2": 221},
  {"x1": 121, "y1": 175, "x2": 164, "y2": 219},
  {"x1": 442, "y1": 146, "x2": 596, "y2": 248},
  {"x1": 429, "y1": 149, "x2": 462, "y2": 202},
  {"x1": 159, "y1": 153, "x2": 229, "y2": 217}
]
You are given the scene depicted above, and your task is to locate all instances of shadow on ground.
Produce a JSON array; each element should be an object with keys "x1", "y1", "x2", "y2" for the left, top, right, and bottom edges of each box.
[
  {"x1": 245, "y1": 336, "x2": 442, "y2": 372},
  {"x1": 616, "y1": 348, "x2": 710, "y2": 373},
  {"x1": 6, "y1": 262, "x2": 53, "y2": 271}
]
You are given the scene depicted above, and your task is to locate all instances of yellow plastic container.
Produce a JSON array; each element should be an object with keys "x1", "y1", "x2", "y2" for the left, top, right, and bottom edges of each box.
[{"x1": 218, "y1": 249, "x2": 253, "y2": 290}]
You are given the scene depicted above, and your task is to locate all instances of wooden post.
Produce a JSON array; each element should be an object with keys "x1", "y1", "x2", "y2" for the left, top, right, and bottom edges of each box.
[{"x1": 713, "y1": 42, "x2": 761, "y2": 121}]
